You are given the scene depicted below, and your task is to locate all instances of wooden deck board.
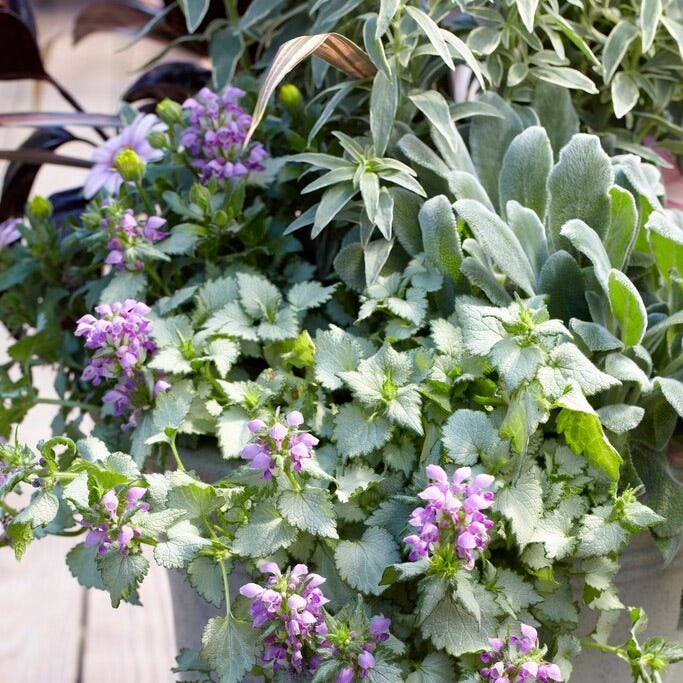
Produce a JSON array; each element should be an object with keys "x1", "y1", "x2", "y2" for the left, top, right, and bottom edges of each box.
[
  {"x1": 81, "y1": 553, "x2": 177, "y2": 683},
  {"x1": 0, "y1": 534, "x2": 85, "y2": 683}
]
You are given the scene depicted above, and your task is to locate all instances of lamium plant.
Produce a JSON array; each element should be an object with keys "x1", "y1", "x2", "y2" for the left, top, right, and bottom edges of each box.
[{"x1": 1, "y1": 1, "x2": 683, "y2": 682}]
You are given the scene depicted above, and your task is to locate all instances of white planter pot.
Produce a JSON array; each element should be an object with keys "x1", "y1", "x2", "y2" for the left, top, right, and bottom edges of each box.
[{"x1": 571, "y1": 532, "x2": 683, "y2": 682}]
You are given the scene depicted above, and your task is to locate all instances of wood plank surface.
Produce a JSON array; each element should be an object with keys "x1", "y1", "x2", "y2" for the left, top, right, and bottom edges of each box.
[
  {"x1": 81, "y1": 552, "x2": 178, "y2": 683},
  {"x1": 0, "y1": 533, "x2": 85, "y2": 683}
]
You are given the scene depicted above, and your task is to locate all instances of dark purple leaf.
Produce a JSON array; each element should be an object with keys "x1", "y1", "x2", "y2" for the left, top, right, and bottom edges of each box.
[
  {"x1": 0, "y1": 128, "x2": 85, "y2": 220},
  {"x1": 48, "y1": 187, "x2": 88, "y2": 230},
  {"x1": 0, "y1": 9, "x2": 86, "y2": 111},
  {"x1": 72, "y1": 0, "x2": 176, "y2": 45},
  {"x1": 0, "y1": 149, "x2": 91, "y2": 168},
  {"x1": 0, "y1": 10, "x2": 47, "y2": 80},
  {"x1": 0, "y1": 112, "x2": 121, "y2": 128},
  {"x1": 122, "y1": 61, "x2": 211, "y2": 105},
  {"x1": 0, "y1": 0, "x2": 36, "y2": 36}
]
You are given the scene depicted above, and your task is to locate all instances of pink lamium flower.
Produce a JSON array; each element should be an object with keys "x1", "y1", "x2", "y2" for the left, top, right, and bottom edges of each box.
[
  {"x1": 103, "y1": 209, "x2": 167, "y2": 271},
  {"x1": 480, "y1": 624, "x2": 563, "y2": 683},
  {"x1": 239, "y1": 563, "x2": 328, "y2": 678},
  {"x1": 75, "y1": 299, "x2": 169, "y2": 427},
  {"x1": 240, "y1": 411, "x2": 319, "y2": 478},
  {"x1": 82, "y1": 485, "x2": 150, "y2": 556},
  {"x1": 83, "y1": 114, "x2": 165, "y2": 199},
  {"x1": 404, "y1": 464, "x2": 495, "y2": 569}
]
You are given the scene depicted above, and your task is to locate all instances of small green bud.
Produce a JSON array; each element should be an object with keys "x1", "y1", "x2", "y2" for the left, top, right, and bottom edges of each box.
[
  {"x1": 279, "y1": 83, "x2": 303, "y2": 111},
  {"x1": 147, "y1": 131, "x2": 167, "y2": 149},
  {"x1": 214, "y1": 210, "x2": 228, "y2": 227},
  {"x1": 156, "y1": 98, "x2": 183, "y2": 125},
  {"x1": 114, "y1": 148, "x2": 145, "y2": 183},
  {"x1": 190, "y1": 182, "x2": 211, "y2": 210},
  {"x1": 28, "y1": 195, "x2": 52, "y2": 219}
]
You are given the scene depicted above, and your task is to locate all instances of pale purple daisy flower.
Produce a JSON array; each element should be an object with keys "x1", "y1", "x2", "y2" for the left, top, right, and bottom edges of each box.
[
  {"x1": 83, "y1": 114, "x2": 166, "y2": 199},
  {"x1": 0, "y1": 217, "x2": 21, "y2": 248}
]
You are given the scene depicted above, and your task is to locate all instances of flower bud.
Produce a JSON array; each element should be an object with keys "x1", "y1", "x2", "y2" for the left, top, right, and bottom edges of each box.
[
  {"x1": 156, "y1": 98, "x2": 183, "y2": 125},
  {"x1": 114, "y1": 148, "x2": 146, "y2": 183},
  {"x1": 279, "y1": 83, "x2": 303, "y2": 111},
  {"x1": 189, "y1": 182, "x2": 211, "y2": 209},
  {"x1": 28, "y1": 195, "x2": 52, "y2": 220},
  {"x1": 147, "y1": 130, "x2": 167, "y2": 149}
]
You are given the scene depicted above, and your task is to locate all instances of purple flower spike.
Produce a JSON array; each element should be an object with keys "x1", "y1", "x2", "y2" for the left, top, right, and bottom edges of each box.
[
  {"x1": 76, "y1": 299, "x2": 165, "y2": 427},
  {"x1": 102, "y1": 209, "x2": 167, "y2": 272},
  {"x1": 180, "y1": 85, "x2": 268, "y2": 185}
]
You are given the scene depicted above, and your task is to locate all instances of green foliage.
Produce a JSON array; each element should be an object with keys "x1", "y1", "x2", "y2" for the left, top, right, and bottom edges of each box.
[{"x1": 2, "y1": 1, "x2": 683, "y2": 682}]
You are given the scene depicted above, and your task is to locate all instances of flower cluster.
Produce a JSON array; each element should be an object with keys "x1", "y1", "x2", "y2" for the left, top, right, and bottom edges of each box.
[
  {"x1": 83, "y1": 114, "x2": 165, "y2": 199},
  {"x1": 241, "y1": 411, "x2": 319, "y2": 479},
  {"x1": 75, "y1": 300, "x2": 169, "y2": 427},
  {"x1": 180, "y1": 86, "x2": 268, "y2": 183},
  {"x1": 0, "y1": 217, "x2": 21, "y2": 248},
  {"x1": 82, "y1": 485, "x2": 150, "y2": 555},
  {"x1": 480, "y1": 624, "x2": 563, "y2": 683},
  {"x1": 404, "y1": 464, "x2": 495, "y2": 569},
  {"x1": 239, "y1": 563, "x2": 329, "y2": 677},
  {"x1": 333, "y1": 616, "x2": 392, "y2": 682},
  {"x1": 103, "y1": 209, "x2": 167, "y2": 271}
]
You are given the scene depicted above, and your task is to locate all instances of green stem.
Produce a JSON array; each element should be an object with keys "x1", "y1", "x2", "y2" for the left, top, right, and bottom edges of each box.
[
  {"x1": 581, "y1": 640, "x2": 619, "y2": 654},
  {"x1": 169, "y1": 439, "x2": 186, "y2": 472},
  {"x1": 220, "y1": 558, "x2": 232, "y2": 619},
  {"x1": 225, "y1": 0, "x2": 239, "y2": 24},
  {"x1": 0, "y1": 499, "x2": 17, "y2": 514},
  {"x1": 145, "y1": 263, "x2": 171, "y2": 296},
  {"x1": 285, "y1": 467, "x2": 303, "y2": 492},
  {"x1": 202, "y1": 364, "x2": 228, "y2": 400},
  {"x1": 33, "y1": 397, "x2": 100, "y2": 411},
  {"x1": 51, "y1": 471, "x2": 80, "y2": 482},
  {"x1": 135, "y1": 181, "x2": 154, "y2": 215}
]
